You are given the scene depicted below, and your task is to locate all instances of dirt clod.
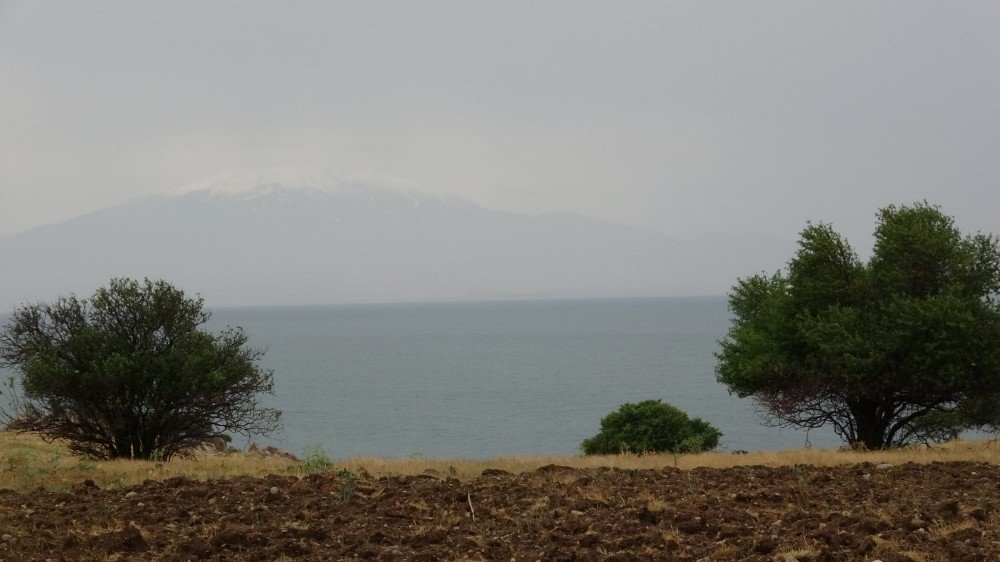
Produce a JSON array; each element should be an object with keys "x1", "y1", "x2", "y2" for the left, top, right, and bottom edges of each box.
[{"x1": 0, "y1": 461, "x2": 996, "y2": 560}]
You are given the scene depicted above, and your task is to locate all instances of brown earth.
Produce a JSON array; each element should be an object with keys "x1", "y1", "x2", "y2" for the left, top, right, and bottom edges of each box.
[{"x1": 0, "y1": 461, "x2": 996, "y2": 561}]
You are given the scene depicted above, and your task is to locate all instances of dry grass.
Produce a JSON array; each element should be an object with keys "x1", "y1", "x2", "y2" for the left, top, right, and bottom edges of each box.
[
  {"x1": 0, "y1": 431, "x2": 996, "y2": 492},
  {"x1": 868, "y1": 534, "x2": 942, "y2": 562},
  {"x1": 0, "y1": 431, "x2": 299, "y2": 492},
  {"x1": 776, "y1": 549, "x2": 820, "y2": 562},
  {"x1": 928, "y1": 519, "x2": 976, "y2": 541},
  {"x1": 338, "y1": 438, "x2": 998, "y2": 477}
]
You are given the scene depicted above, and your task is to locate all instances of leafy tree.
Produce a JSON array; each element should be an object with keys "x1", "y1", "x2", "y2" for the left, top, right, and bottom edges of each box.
[
  {"x1": 581, "y1": 399, "x2": 721, "y2": 455},
  {"x1": 716, "y1": 203, "x2": 1000, "y2": 449},
  {"x1": 955, "y1": 394, "x2": 1000, "y2": 437},
  {"x1": 0, "y1": 278, "x2": 280, "y2": 460}
]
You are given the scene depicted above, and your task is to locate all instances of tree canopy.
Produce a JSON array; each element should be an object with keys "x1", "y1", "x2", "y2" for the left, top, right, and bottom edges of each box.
[
  {"x1": 716, "y1": 202, "x2": 1000, "y2": 449},
  {"x1": 581, "y1": 399, "x2": 721, "y2": 455},
  {"x1": 0, "y1": 278, "x2": 280, "y2": 460}
]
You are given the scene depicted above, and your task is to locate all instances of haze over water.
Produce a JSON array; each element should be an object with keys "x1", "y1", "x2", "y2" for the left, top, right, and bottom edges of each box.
[
  {"x1": 209, "y1": 297, "x2": 841, "y2": 458},
  {"x1": 2, "y1": 2, "x2": 995, "y2": 466}
]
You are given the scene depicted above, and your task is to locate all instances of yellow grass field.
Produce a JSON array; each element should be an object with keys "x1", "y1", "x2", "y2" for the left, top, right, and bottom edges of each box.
[{"x1": 0, "y1": 430, "x2": 995, "y2": 493}]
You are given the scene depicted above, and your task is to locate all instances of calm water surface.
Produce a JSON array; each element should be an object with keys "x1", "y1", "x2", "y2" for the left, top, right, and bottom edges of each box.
[{"x1": 207, "y1": 298, "x2": 840, "y2": 458}]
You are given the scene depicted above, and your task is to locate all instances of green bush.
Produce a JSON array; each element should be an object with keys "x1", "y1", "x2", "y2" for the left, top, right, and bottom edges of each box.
[
  {"x1": 0, "y1": 278, "x2": 279, "y2": 460},
  {"x1": 332, "y1": 468, "x2": 358, "y2": 502},
  {"x1": 301, "y1": 444, "x2": 333, "y2": 475},
  {"x1": 581, "y1": 399, "x2": 721, "y2": 455}
]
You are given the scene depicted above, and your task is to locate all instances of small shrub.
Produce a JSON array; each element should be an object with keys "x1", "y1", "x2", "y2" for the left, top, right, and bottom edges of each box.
[
  {"x1": 581, "y1": 399, "x2": 722, "y2": 455},
  {"x1": 107, "y1": 471, "x2": 129, "y2": 489},
  {"x1": 74, "y1": 460, "x2": 97, "y2": 472},
  {"x1": 5, "y1": 450, "x2": 31, "y2": 472},
  {"x1": 332, "y1": 468, "x2": 358, "y2": 501},
  {"x1": 301, "y1": 444, "x2": 333, "y2": 475},
  {"x1": 1, "y1": 450, "x2": 63, "y2": 478}
]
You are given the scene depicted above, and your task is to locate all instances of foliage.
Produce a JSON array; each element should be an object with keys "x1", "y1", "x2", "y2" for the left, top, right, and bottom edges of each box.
[
  {"x1": 301, "y1": 444, "x2": 334, "y2": 475},
  {"x1": 955, "y1": 393, "x2": 1000, "y2": 436},
  {"x1": 0, "y1": 278, "x2": 280, "y2": 460},
  {"x1": 580, "y1": 399, "x2": 721, "y2": 455},
  {"x1": 716, "y1": 202, "x2": 1000, "y2": 449},
  {"x1": 332, "y1": 468, "x2": 358, "y2": 502}
]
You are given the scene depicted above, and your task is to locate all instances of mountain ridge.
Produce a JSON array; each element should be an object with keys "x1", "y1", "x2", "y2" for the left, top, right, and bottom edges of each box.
[{"x1": 0, "y1": 185, "x2": 794, "y2": 308}]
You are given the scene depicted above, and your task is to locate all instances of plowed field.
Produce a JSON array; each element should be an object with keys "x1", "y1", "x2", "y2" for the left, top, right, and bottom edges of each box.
[{"x1": 0, "y1": 461, "x2": 996, "y2": 561}]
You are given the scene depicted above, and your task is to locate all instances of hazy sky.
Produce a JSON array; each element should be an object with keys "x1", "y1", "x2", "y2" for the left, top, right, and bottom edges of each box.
[{"x1": 2, "y1": 2, "x2": 998, "y2": 246}]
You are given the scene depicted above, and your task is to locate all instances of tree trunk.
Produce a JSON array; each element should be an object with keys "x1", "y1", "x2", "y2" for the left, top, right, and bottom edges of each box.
[{"x1": 849, "y1": 398, "x2": 894, "y2": 450}]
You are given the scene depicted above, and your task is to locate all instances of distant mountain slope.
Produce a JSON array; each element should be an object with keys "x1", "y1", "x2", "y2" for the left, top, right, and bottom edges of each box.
[{"x1": 0, "y1": 184, "x2": 794, "y2": 307}]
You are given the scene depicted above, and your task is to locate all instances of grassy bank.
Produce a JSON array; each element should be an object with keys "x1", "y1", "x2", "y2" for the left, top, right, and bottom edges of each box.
[{"x1": 0, "y1": 431, "x2": 996, "y2": 493}]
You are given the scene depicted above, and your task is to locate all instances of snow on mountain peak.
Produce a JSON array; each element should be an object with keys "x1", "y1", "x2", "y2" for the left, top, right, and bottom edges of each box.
[{"x1": 172, "y1": 167, "x2": 425, "y2": 201}]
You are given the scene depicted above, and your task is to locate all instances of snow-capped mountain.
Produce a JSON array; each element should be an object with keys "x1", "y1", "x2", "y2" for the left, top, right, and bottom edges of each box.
[{"x1": 0, "y1": 184, "x2": 794, "y2": 308}]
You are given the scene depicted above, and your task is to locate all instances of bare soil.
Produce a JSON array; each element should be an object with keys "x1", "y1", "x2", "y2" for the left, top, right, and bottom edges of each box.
[{"x1": 0, "y1": 461, "x2": 996, "y2": 561}]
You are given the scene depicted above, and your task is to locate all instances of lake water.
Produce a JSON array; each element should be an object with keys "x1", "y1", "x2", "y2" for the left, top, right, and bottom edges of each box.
[{"x1": 205, "y1": 297, "x2": 842, "y2": 458}]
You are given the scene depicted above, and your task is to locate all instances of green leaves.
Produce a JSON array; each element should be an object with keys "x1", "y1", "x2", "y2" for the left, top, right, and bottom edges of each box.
[
  {"x1": 580, "y1": 399, "x2": 721, "y2": 455},
  {"x1": 716, "y1": 202, "x2": 1000, "y2": 449},
  {"x1": 0, "y1": 277, "x2": 280, "y2": 460},
  {"x1": 789, "y1": 222, "x2": 862, "y2": 312},
  {"x1": 871, "y1": 202, "x2": 999, "y2": 299}
]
